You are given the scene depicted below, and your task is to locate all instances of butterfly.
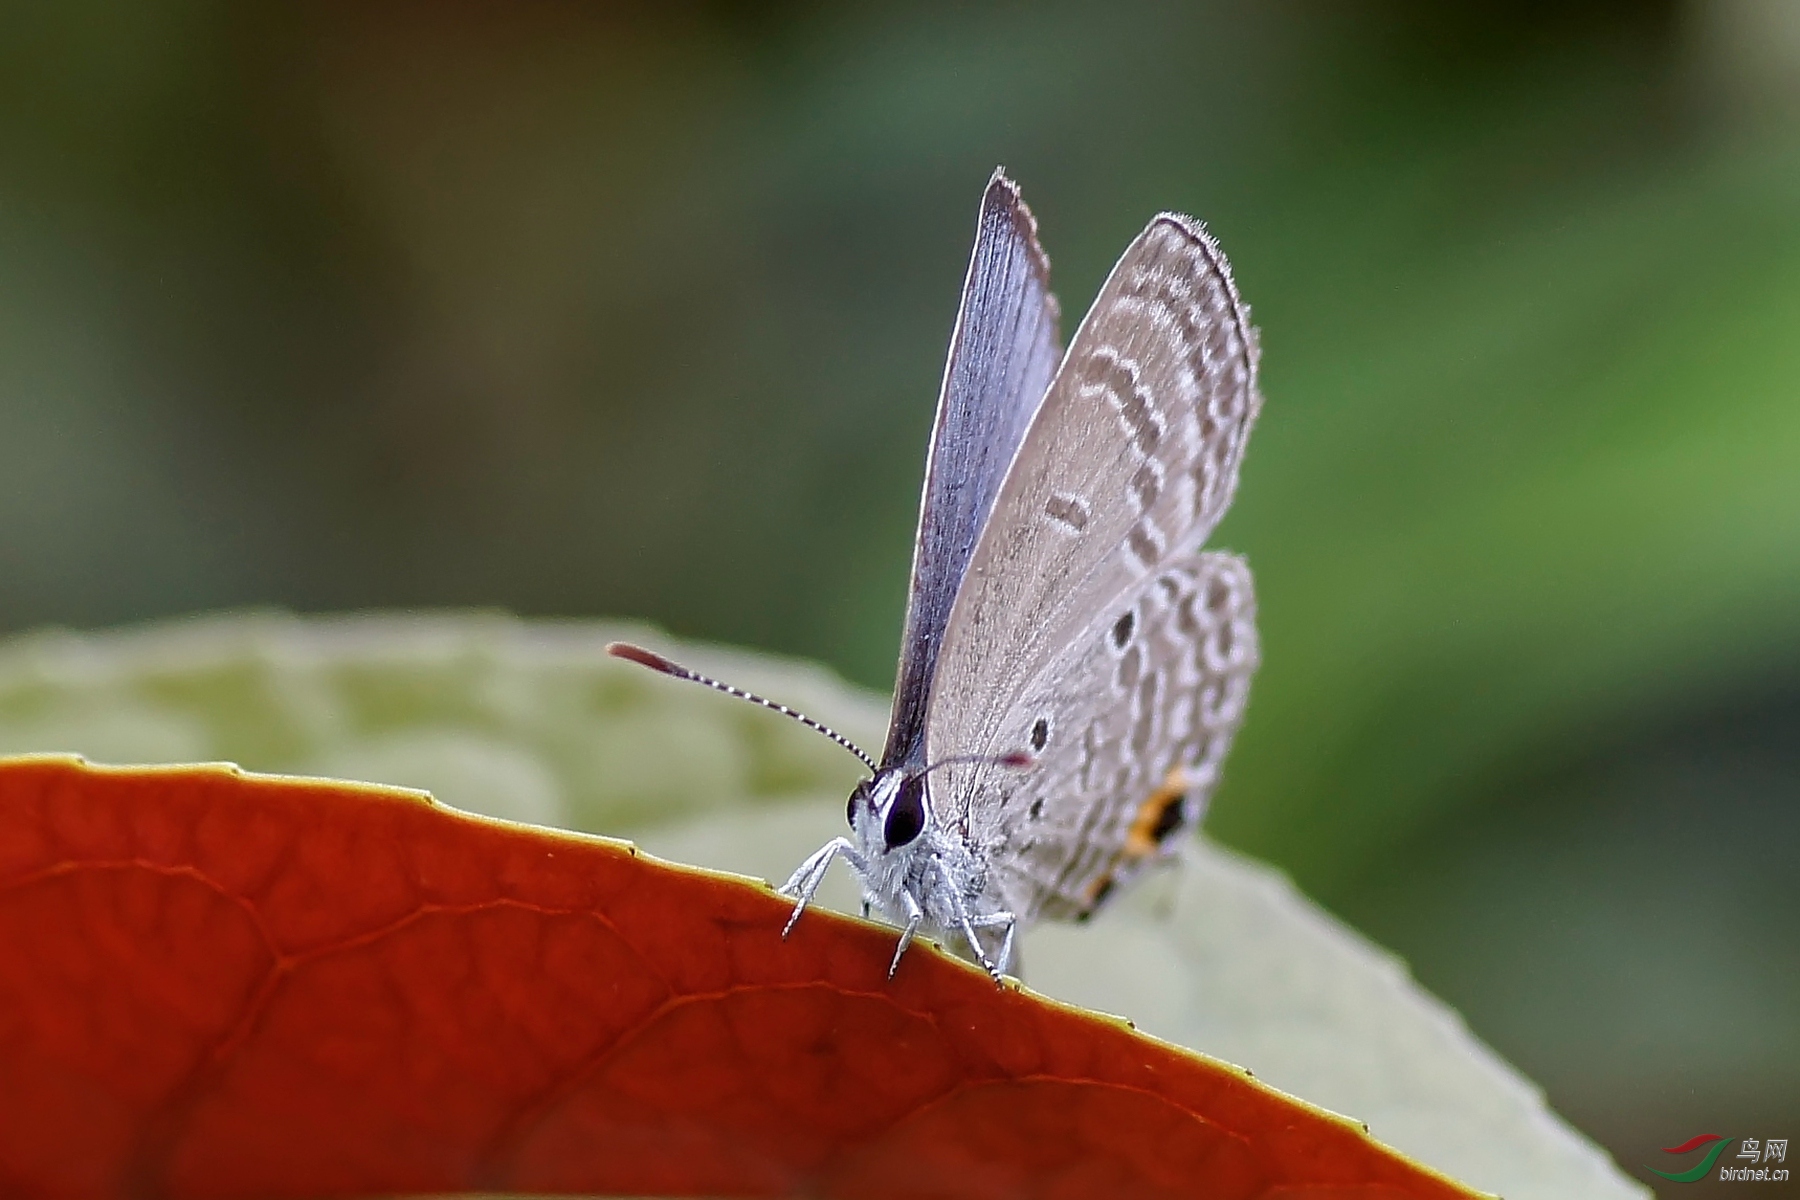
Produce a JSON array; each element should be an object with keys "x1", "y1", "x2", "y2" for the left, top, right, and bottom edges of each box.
[{"x1": 610, "y1": 168, "x2": 1261, "y2": 980}]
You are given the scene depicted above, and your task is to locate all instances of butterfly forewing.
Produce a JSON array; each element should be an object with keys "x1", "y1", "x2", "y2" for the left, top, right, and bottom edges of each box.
[
  {"x1": 883, "y1": 170, "x2": 1064, "y2": 771},
  {"x1": 927, "y1": 212, "x2": 1263, "y2": 874},
  {"x1": 976, "y1": 550, "x2": 1258, "y2": 922}
]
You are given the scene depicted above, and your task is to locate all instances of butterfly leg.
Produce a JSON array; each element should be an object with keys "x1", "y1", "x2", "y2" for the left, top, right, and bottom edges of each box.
[
  {"x1": 967, "y1": 911, "x2": 1017, "y2": 980},
  {"x1": 887, "y1": 889, "x2": 924, "y2": 979},
  {"x1": 932, "y1": 857, "x2": 1011, "y2": 982},
  {"x1": 777, "y1": 837, "x2": 864, "y2": 939}
]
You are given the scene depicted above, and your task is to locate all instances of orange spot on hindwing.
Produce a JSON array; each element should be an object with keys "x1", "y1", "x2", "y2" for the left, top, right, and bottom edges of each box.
[
  {"x1": 1078, "y1": 767, "x2": 1192, "y2": 919},
  {"x1": 1123, "y1": 767, "x2": 1191, "y2": 859}
]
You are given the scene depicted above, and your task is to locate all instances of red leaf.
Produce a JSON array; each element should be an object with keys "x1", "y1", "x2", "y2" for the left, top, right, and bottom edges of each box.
[{"x1": 0, "y1": 756, "x2": 1488, "y2": 1199}]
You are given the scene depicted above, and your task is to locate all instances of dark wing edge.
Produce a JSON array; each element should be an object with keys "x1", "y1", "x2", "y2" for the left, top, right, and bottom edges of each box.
[{"x1": 881, "y1": 168, "x2": 1065, "y2": 769}]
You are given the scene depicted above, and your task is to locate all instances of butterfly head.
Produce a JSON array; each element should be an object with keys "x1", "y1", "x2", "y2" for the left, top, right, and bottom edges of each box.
[
  {"x1": 846, "y1": 750, "x2": 1035, "y2": 865},
  {"x1": 847, "y1": 768, "x2": 932, "y2": 857}
]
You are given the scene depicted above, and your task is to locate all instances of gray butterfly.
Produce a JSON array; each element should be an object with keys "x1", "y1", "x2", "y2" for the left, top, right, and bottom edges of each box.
[{"x1": 611, "y1": 168, "x2": 1261, "y2": 980}]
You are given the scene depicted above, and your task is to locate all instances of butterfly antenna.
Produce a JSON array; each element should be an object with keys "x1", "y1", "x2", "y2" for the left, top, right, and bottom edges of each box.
[
  {"x1": 606, "y1": 642, "x2": 880, "y2": 774},
  {"x1": 913, "y1": 750, "x2": 1035, "y2": 840},
  {"x1": 916, "y1": 750, "x2": 1036, "y2": 779}
]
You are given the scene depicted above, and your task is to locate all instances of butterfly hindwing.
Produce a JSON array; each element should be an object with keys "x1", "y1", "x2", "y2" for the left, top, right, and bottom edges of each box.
[
  {"x1": 883, "y1": 169, "x2": 1064, "y2": 771},
  {"x1": 970, "y1": 550, "x2": 1258, "y2": 922}
]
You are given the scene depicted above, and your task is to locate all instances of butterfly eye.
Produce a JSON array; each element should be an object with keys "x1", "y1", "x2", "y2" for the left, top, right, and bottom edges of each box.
[
  {"x1": 883, "y1": 775, "x2": 928, "y2": 850},
  {"x1": 846, "y1": 780, "x2": 871, "y2": 826}
]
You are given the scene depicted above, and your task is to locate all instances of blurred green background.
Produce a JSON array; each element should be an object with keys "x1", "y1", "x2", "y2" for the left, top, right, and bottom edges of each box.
[{"x1": 2, "y1": 0, "x2": 1796, "y2": 1188}]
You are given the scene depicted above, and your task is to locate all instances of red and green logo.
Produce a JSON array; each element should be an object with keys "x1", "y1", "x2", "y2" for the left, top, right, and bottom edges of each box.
[{"x1": 1648, "y1": 1134, "x2": 1734, "y2": 1182}]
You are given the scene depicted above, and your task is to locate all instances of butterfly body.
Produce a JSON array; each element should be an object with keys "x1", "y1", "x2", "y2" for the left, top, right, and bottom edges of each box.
[{"x1": 783, "y1": 765, "x2": 1016, "y2": 979}]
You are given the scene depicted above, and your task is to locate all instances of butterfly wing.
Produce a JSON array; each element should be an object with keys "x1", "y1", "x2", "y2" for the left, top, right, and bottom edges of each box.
[
  {"x1": 980, "y1": 550, "x2": 1257, "y2": 921},
  {"x1": 926, "y1": 212, "x2": 1263, "y2": 907},
  {"x1": 882, "y1": 169, "x2": 1064, "y2": 770}
]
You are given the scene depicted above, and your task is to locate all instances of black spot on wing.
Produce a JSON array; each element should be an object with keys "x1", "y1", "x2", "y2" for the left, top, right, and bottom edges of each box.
[
  {"x1": 1126, "y1": 523, "x2": 1163, "y2": 568},
  {"x1": 1045, "y1": 493, "x2": 1090, "y2": 531},
  {"x1": 1149, "y1": 794, "x2": 1186, "y2": 844},
  {"x1": 1096, "y1": 353, "x2": 1162, "y2": 455},
  {"x1": 1077, "y1": 875, "x2": 1117, "y2": 921},
  {"x1": 1129, "y1": 463, "x2": 1161, "y2": 511}
]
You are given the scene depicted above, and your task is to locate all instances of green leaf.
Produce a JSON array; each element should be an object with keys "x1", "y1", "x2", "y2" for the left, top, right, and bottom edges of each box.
[{"x1": 0, "y1": 611, "x2": 1648, "y2": 1198}]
